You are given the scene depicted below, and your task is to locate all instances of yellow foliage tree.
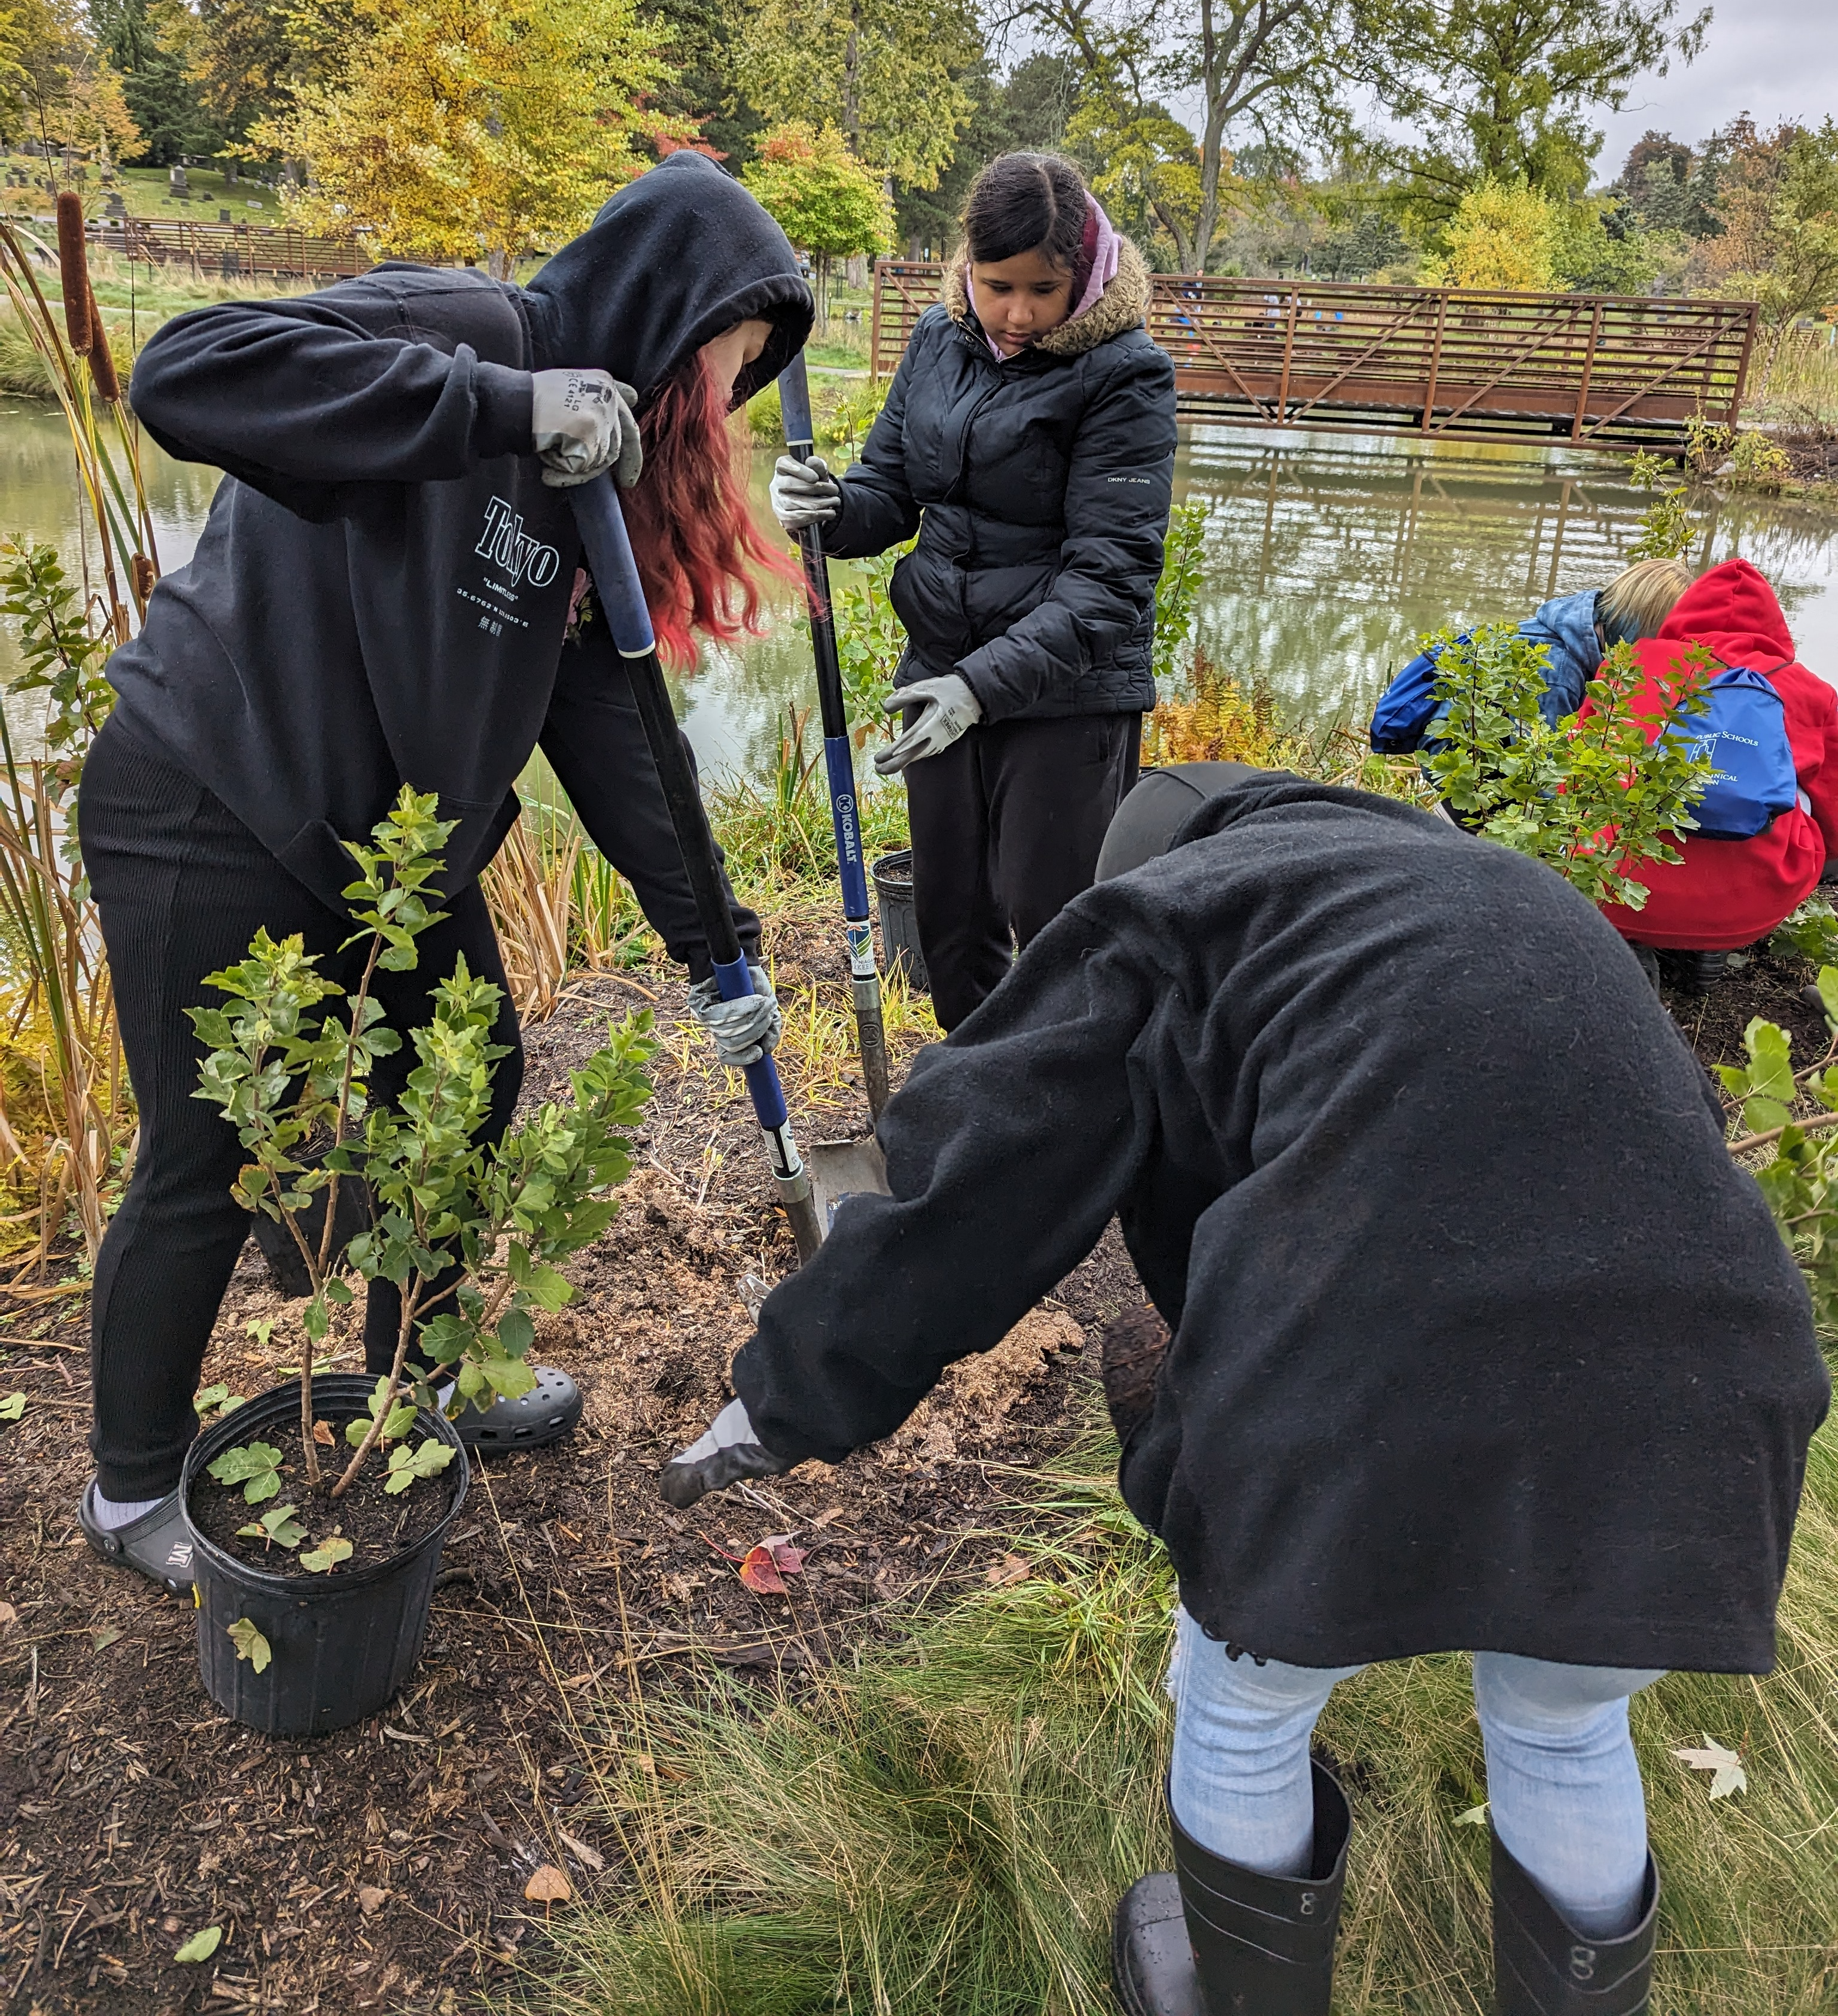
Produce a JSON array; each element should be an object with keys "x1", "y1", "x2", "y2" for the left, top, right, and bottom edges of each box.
[
  {"x1": 1428, "y1": 177, "x2": 1557, "y2": 291},
  {"x1": 255, "y1": 0, "x2": 679, "y2": 272},
  {"x1": 0, "y1": 0, "x2": 139, "y2": 161}
]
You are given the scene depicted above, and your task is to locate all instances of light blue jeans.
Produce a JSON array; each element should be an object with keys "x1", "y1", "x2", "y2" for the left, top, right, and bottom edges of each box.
[{"x1": 1167, "y1": 1608, "x2": 1663, "y2": 1939}]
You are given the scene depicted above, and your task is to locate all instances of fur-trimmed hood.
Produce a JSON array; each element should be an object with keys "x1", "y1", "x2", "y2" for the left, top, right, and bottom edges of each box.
[{"x1": 944, "y1": 237, "x2": 1153, "y2": 358}]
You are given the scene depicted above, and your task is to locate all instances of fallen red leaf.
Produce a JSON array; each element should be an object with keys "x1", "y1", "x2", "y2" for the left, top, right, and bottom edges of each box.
[{"x1": 739, "y1": 1534, "x2": 806, "y2": 1595}]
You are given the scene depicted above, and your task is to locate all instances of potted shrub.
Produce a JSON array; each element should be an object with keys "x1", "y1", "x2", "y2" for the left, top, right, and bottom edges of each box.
[{"x1": 181, "y1": 788, "x2": 655, "y2": 1735}]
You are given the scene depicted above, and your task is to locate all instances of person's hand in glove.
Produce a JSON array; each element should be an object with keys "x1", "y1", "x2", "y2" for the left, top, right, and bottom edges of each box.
[
  {"x1": 661, "y1": 1397, "x2": 791, "y2": 1508},
  {"x1": 531, "y1": 368, "x2": 642, "y2": 489},
  {"x1": 769, "y1": 454, "x2": 841, "y2": 532},
  {"x1": 688, "y1": 963, "x2": 783, "y2": 1070},
  {"x1": 874, "y1": 673, "x2": 983, "y2": 777}
]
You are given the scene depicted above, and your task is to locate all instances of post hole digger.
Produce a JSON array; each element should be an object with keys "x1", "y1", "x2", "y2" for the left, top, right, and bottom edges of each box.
[
  {"x1": 567, "y1": 475, "x2": 826, "y2": 1264},
  {"x1": 777, "y1": 353, "x2": 895, "y2": 1230}
]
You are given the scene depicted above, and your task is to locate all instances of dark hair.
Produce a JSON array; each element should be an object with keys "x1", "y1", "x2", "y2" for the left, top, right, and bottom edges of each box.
[{"x1": 963, "y1": 152, "x2": 1088, "y2": 270}]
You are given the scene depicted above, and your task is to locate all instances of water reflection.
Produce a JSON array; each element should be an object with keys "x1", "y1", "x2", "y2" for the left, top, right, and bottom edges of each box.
[{"x1": 5, "y1": 399, "x2": 1834, "y2": 780}]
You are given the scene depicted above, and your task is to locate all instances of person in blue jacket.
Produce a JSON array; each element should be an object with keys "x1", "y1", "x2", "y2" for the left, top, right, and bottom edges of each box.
[{"x1": 1370, "y1": 557, "x2": 1693, "y2": 749}]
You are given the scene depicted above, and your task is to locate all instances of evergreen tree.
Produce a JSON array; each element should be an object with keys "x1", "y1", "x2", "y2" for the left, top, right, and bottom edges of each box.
[{"x1": 93, "y1": 0, "x2": 219, "y2": 163}]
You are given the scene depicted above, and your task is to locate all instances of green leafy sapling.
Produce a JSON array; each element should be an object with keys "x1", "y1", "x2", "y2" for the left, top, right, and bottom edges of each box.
[
  {"x1": 1720, "y1": 971, "x2": 1838, "y2": 1331},
  {"x1": 1424, "y1": 625, "x2": 1717, "y2": 912},
  {"x1": 0, "y1": 537, "x2": 116, "y2": 798},
  {"x1": 189, "y1": 784, "x2": 656, "y2": 1545}
]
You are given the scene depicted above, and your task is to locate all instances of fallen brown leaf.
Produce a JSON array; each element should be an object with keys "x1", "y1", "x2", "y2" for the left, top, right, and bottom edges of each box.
[
  {"x1": 357, "y1": 1886, "x2": 388, "y2": 1915},
  {"x1": 986, "y1": 1553, "x2": 1031, "y2": 1588},
  {"x1": 524, "y1": 1865, "x2": 572, "y2": 1905},
  {"x1": 312, "y1": 1420, "x2": 335, "y2": 1447},
  {"x1": 557, "y1": 1828, "x2": 605, "y2": 1871}
]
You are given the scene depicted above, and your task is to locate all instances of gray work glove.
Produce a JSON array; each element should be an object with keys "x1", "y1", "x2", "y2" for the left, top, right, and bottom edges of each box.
[
  {"x1": 661, "y1": 1397, "x2": 791, "y2": 1508},
  {"x1": 874, "y1": 673, "x2": 983, "y2": 777},
  {"x1": 531, "y1": 368, "x2": 642, "y2": 489},
  {"x1": 769, "y1": 453, "x2": 841, "y2": 531},
  {"x1": 687, "y1": 964, "x2": 783, "y2": 1070}
]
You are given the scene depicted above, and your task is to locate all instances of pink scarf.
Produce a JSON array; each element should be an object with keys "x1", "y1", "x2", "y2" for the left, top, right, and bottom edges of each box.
[{"x1": 969, "y1": 193, "x2": 1121, "y2": 361}]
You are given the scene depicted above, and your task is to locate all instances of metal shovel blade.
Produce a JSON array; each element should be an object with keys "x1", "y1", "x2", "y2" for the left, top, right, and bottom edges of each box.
[{"x1": 807, "y1": 1136, "x2": 890, "y2": 1236}]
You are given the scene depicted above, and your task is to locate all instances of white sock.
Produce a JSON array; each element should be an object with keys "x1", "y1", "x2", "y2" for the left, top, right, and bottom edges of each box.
[{"x1": 92, "y1": 1489, "x2": 166, "y2": 1531}]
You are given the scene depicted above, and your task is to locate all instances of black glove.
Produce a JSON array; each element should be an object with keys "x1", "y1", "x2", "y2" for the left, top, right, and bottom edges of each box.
[{"x1": 659, "y1": 1398, "x2": 791, "y2": 1509}]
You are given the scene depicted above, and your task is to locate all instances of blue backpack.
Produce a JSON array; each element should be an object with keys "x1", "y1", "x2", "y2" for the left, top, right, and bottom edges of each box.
[
  {"x1": 1663, "y1": 662, "x2": 1799, "y2": 841},
  {"x1": 1368, "y1": 638, "x2": 1459, "y2": 754}
]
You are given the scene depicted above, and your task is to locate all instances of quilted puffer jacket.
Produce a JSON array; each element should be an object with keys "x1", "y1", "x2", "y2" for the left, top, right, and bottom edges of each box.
[{"x1": 822, "y1": 242, "x2": 1177, "y2": 721}]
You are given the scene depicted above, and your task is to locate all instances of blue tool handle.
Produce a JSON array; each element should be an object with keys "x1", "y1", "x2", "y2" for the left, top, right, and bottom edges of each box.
[
  {"x1": 823, "y1": 736, "x2": 870, "y2": 922},
  {"x1": 778, "y1": 354, "x2": 817, "y2": 451},
  {"x1": 568, "y1": 478, "x2": 794, "y2": 1139},
  {"x1": 570, "y1": 476, "x2": 655, "y2": 658},
  {"x1": 713, "y1": 953, "x2": 790, "y2": 1130}
]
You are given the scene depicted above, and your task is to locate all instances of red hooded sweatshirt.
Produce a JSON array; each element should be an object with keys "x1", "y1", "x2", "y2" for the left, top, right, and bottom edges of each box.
[{"x1": 1591, "y1": 558, "x2": 1838, "y2": 950}]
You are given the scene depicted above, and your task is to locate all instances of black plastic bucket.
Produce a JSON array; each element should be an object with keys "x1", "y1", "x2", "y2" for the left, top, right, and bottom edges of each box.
[
  {"x1": 182, "y1": 1373, "x2": 468, "y2": 1738},
  {"x1": 872, "y1": 849, "x2": 928, "y2": 992}
]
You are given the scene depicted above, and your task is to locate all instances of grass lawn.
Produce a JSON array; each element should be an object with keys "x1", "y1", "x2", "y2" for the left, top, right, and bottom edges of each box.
[{"x1": 522, "y1": 1401, "x2": 1838, "y2": 2016}]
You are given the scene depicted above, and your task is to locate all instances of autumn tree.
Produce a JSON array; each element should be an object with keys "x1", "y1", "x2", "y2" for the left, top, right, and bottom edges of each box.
[
  {"x1": 1426, "y1": 177, "x2": 1557, "y2": 288},
  {"x1": 736, "y1": 0, "x2": 980, "y2": 191},
  {"x1": 1355, "y1": 0, "x2": 1710, "y2": 221},
  {"x1": 744, "y1": 120, "x2": 891, "y2": 322},
  {"x1": 255, "y1": 0, "x2": 678, "y2": 273},
  {"x1": 1001, "y1": 0, "x2": 1352, "y2": 273},
  {"x1": 1695, "y1": 115, "x2": 1838, "y2": 374},
  {"x1": 0, "y1": 0, "x2": 138, "y2": 160},
  {"x1": 92, "y1": 0, "x2": 220, "y2": 163}
]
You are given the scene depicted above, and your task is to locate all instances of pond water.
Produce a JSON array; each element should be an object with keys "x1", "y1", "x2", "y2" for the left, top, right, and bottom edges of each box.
[{"x1": 5, "y1": 397, "x2": 1837, "y2": 783}]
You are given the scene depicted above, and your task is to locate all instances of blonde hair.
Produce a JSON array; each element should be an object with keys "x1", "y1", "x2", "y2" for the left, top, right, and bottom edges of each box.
[{"x1": 1598, "y1": 558, "x2": 1693, "y2": 644}]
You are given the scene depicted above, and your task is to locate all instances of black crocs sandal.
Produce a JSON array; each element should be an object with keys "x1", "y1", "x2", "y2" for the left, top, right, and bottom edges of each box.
[
  {"x1": 78, "y1": 1481, "x2": 197, "y2": 1596},
  {"x1": 450, "y1": 1365, "x2": 582, "y2": 1453}
]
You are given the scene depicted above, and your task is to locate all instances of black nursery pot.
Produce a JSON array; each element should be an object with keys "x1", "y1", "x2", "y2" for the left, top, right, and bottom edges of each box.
[{"x1": 181, "y1": 1373, "x2": 468, "y2": 1738}]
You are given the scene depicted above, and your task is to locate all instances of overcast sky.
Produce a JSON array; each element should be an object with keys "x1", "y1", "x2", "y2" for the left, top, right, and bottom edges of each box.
[{"x1": 1592, "y1": 0, "x2": 1838, "y2": 168}]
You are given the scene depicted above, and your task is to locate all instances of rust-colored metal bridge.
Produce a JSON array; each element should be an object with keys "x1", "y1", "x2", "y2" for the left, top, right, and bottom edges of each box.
[
  {"x1": 871, "y1": 263, "x2": 1757, "y2": 453},
  {"x1": 90, "y1": 215, "x2": 370, "y2": 281}
]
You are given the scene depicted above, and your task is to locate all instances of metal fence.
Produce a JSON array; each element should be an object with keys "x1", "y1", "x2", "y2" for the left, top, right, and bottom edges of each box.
[
  {"x1": 93, "y1": 217, "x2": 370, "y2": 281},
  {"x1": 871, "y1": 264, "x2": 1759, "y2": 452}
]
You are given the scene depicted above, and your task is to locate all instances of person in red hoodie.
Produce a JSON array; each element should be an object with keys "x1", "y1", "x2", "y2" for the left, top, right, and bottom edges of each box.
[{"x1": 1594, "y1": 557, "x2": 1838, "y2": 989}]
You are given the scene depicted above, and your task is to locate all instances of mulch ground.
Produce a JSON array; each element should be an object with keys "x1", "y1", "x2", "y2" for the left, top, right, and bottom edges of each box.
[
  {"x1": 0, "y1": 914, "x2": 1142, "y2": 2016},
  {"x1": 0, "y1": 909, "x2": 1820, "y2": 2015}
]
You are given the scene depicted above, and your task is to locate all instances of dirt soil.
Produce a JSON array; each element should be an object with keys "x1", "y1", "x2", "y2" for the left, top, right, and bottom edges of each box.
[
  {"x1": 0, "y1": 915, "x2": 1816, "y2": 2015},
  {"x1": 0, "y1": 935, "x2": 1144, "y2": 2016},
  {"x1": 1779, "y1": 426, "x2": 1838, "y2": 485}
]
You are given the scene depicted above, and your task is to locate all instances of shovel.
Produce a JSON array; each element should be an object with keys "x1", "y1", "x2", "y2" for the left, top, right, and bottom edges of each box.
[{"x1": 568, "y1": 475, "x2": 825, "y2": 1263}]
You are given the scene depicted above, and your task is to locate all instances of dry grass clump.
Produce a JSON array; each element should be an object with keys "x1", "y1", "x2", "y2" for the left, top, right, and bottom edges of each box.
[{"x1": 523, "y1": 1410, "x2": 1838, "y2": 2016}]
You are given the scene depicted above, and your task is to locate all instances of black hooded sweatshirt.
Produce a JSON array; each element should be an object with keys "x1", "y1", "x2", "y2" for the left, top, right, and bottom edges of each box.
[
  {"x1": 108, "y1": 153, "x2": 812, "y2": 972},
  {"x1": 734, "y1": 777, "x2": 1830, "y2": 1674}
]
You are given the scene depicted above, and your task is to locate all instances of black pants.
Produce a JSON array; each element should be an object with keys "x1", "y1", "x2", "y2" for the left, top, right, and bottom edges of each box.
[
  {"x1": 906, "y1": 711, "x2": 1140, "y2": 1032},
  {"x1": 80, "y1": 722, "x2": 523, "y2": 1500}
]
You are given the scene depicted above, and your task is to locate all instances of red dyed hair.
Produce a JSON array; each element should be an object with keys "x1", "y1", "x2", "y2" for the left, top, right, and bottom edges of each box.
[{"x1": 622, "y1": 355, "x2": 798, "y2": 667}]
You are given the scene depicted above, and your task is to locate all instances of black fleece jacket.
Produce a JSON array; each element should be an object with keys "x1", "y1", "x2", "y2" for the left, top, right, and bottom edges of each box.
[
  {"x1": 735, "y1": 778, "x2": 1830, "y2": 1673},
  {"x1": 108, "y1": 152, "x2": 811, "y2": 974}
]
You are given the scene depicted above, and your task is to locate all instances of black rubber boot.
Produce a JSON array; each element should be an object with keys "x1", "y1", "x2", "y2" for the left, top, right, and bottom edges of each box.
[
  {"x1": 1112, "y1": 1762, "x2": 1350, "y2": 2016},
  {"x1": 1492, "y1": 1830, "x2": 1659, "y2": 2015},
  {"x1": 1656, "y1": 948, "x2": 1729, "y2": 994}
]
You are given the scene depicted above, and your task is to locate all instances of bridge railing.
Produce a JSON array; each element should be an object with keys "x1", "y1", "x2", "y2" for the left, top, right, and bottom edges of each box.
[
  {"x1": 871, "y1": 264, "x2": 1758, "y2": 452},
  {"x1": 92, "y1": 216, "x2": 370, "y2": 281}
]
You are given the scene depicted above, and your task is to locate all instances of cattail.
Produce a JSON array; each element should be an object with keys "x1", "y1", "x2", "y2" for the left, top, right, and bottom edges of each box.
[
  {"x1": 87, "y1": 282, "x2": 121, "y2": 402},
  {"x1": 130, "y1": 554, "x2": 157, "y2": 608},
  {"x1": 55, "y1": 193, "x2": 92, "y2": 356}
]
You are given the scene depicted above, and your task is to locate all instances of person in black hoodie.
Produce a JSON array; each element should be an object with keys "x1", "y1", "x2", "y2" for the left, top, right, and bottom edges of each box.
[
  {"x1": 659, "y1": 765, "x2": 1829, "y2": 2016},
  {"x1": 78, "y1": 152, "x2": 814, "y2": 1595},
  {"x1": 769, "y1": 152, "x2": 1177, "y2": 1031}
]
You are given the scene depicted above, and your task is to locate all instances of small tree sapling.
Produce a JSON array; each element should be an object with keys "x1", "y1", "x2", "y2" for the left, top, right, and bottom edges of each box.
[
  {"x1": 1423, "y1": 625, "x2": 1717, "y2": 912},
  {"x1": 189, "y1": 786, "x2": 655, "y2": 1544}
]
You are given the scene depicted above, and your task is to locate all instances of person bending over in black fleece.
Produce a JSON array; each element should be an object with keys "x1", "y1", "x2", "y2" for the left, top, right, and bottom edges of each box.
[
  {"x1": 78, "y1": 151, "x2": 814, "y2": 1597},
  {"x1": 661, "y1": 764, "x2": 1829, "y2": 2016}
]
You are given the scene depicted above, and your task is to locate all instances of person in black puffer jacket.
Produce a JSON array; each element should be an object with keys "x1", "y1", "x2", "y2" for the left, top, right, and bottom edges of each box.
[{"x1": 771, "y1": 152, "x2": 1177, "y2": 1030}]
